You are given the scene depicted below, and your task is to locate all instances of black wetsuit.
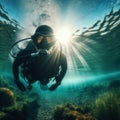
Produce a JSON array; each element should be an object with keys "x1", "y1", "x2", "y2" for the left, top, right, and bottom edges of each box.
[{"x1": 13, "y1": 41, "x2": 67, "y2": 91}]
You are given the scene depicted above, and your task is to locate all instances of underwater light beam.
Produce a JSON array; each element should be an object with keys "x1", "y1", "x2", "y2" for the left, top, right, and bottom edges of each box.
[
  {"x1": 55, "y1": 26, "x2": 73, "y2": 45},
  {"x1": 62, "y1": 71, "x2": 120, "y2": 86}
]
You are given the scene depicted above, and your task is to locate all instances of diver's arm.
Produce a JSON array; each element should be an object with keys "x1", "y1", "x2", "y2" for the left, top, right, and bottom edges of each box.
[
  {"x1": 13, "y1": 49, "x2": 39, "y2": 91},
  {"x1": 49, "y1": 53, "x2": 67, "y2": 91},
  {"x1": 13, "y1": 50, "x2": 38, "y2": 80},
  {"x1": 13, "y1": 57, "x2": 26, "y2": 91},
  {"x1": 56, "y1": 53, "x2": 67, "y2": 84},
  {"x1": 13, "y1": 58, "x2": 20, "y2": 81},
  {"x1": 13, "y1": 52, "x2": 27, "y2": 91},
  {"x1": 13, "y1": 50, "x2": 26, "y2": 80}
]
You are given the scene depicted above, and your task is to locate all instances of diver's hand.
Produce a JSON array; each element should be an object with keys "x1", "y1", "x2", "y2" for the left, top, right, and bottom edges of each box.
[
  {"x1": 14, "y1": 79, "x2": 26, "y2": 91},
  {"x1": 39, "y1": 49, "x2": 48, "y2": 55},
  {"x1": 30, "y1": 50, "x2": 48, "y2": 57},
  {"x1": 49, "y1": 83, "x2": 59, "y2": 91}
]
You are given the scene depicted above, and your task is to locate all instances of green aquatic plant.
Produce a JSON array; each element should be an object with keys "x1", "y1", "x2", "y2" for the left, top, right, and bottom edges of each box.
[
  {"x1": 0, "y1": 97, "x2": 37, "y2": 120},
  {"x1": 0, "y1": 88, "x2": 16, "y2": 108},
  {"x1": 94, "y1": 91, "x2": 120, "y2": 120},
  {"x1": 53, "y1": 105, "x2": 66, "y2": 120},
  {"x1": 53, "y1": 103, "x2": 96, "y2": 120},
  {"x1": 0, "y1": 111, "x2": 6, "y2": 119}
]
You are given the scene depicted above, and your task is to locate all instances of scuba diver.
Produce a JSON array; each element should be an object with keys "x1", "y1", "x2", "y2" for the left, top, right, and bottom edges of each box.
[{"x1": 12, "y1": 25, "x2": 67, "y2": 91}]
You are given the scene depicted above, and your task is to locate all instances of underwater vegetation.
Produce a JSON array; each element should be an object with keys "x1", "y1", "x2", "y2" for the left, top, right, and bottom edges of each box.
[
  {"x1": 53, "y1": 103, "x2": 96, "y2": 120},
  {"x1": 94, "y1": 91, "x2": 120, "y2": 120},
  {"x1": 0, "y1": 88, "x2": 15, "y2": 108},
  {"x1": 0, "y1": 76, "x2": 41, "y2": 120},
  {"x1": 52, "y1": 89, "x2": 120, "y2": 120},
  {"x1": 52, "y1": 77, "x2": 120, "y2": 120},
  {"x1": 0, "y1": 87, "x2": 40, "y2": 120},
  {"x1": 0, "y1": 87, "x2": 27, "y2": 120}
]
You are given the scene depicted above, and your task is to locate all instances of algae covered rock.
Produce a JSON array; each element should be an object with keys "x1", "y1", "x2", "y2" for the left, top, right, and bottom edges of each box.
[
  {"x1": 53, "y1": 103, "x2": 96, "y2": 120},
  {"x1": 0, "y1": 88, "x2": 16, "y2": 108}
]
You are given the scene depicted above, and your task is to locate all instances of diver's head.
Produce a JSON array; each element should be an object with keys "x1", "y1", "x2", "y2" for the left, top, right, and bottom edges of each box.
[{"x1": 31, "y1": 25, "x2": 56, "y2": 49}]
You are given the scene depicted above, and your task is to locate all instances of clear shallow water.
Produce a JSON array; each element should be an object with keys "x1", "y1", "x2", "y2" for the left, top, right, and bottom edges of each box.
[{"x1": 0, "y1": 1, "x2": 120, "y2": 120}]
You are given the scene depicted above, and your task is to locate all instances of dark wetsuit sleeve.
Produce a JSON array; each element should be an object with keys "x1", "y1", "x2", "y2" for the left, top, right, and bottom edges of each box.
[
  {"x1": 49, "y1": 53, "x2": 67, "y2": 91},
  {"x1": 13, "y1": 50, "x2": 31, "y2": 81},
  {"x1": 13, "y1": 51, "x2": 25, "y2": 81},
  {"x1": 56, "y1": 53, "x2": 67, "y2": 84},
  {"x1": 13, "y1": 57, "x2": 21, "y2": 80},
  {"x1": 13, "y1": 49, "x2": 34, "y2": 91}
]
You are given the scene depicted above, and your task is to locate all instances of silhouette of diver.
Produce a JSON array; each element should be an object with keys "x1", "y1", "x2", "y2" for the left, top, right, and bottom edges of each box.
[{"x1": 13, "y1": 25, "x2": 67, "y2": 91}]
